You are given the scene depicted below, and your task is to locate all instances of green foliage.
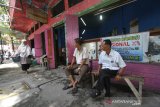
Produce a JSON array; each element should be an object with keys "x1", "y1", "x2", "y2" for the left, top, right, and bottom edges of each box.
[
  {"x1": 0, "y1": 0, "x2": 7, "y2": 15},
  {"x1": 0, "y1": 0, "x2": 11, "y2": 35},
  {"x1": 0, "y1": 0, "x2": 26, "y2": 40}
]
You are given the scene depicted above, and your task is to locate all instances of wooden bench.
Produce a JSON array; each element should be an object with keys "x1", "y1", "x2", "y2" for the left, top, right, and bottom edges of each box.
[
  {"x1": 91, "y1": 63, "x2": 144, "y2": 105},
  {"x1": 122, "y1": 75, "x2": 144, "y2": 104}
]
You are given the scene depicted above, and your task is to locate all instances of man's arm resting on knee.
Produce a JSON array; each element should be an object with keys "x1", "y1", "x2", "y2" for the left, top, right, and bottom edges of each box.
[
  {"x1": 78, "y1": 58, "x2": 87, "y2": 70},
  {"x1": 115, "y1": 67, "x2": 126, "y2": 80},
  {"x1": 118, "y1": 67, "x2": 126, "y2": 76},
  {"x1": 69, "y1": 57, "x2": 76, "y2": 68}
]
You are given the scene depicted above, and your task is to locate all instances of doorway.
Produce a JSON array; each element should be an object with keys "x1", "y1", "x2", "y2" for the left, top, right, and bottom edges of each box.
[
  {"x1": 53, "y1": 24, "x2": 66, "y2": 68},
  {"x1": 41, "y1": 32, "x2": 46, "y2": 55}
]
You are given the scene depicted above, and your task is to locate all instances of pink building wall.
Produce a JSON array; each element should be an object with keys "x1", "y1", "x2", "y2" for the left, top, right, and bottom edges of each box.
[
  {"x1": 34, "y1": 30, "x2": 55, "y2": 68},
  {"x1": 126, "y1": 63, "x2": 160, "y2": 91},
  {"x1": 92, "y1": 60, "x2": 160, "y2": 91},
  {"x1": 34, "y1": 34, "x2": 42, "y2": 63},
  {"x1": 44, "y1": 28, "x2": 55, "y2": 68},
  {"x1": 65, "y1": 15, "x2": 79, "y2": 63}
]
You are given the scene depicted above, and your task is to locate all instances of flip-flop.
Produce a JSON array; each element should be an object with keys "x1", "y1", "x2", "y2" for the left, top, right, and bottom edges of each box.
[{"x1": 63, "y1": 85, "x2": 73, "y2": 90}]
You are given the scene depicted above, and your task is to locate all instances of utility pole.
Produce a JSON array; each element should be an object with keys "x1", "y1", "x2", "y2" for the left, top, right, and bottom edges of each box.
[
  {"x1": 0, "y1": 32, "x2": 4, "y2": 63},
  {"x1": 0, "y1": 32, "x2": 4, "y2": 53},
  {"x1": 11, "y1": 37, "x2": 14, "y2": 52}
]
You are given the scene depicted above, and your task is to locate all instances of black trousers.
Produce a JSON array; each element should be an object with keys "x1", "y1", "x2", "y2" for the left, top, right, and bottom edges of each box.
[{"x1": 95, "y1": 69, "x2": 118, "y2": 96}]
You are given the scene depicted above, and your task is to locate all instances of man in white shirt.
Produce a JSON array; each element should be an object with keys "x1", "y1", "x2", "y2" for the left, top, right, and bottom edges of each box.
[
  {"x1": 63, "y1": 38, "x2": 89, "y2": 94},
  {"x1": 91, "y1": 39, "x2": 126, "y2": 98}
]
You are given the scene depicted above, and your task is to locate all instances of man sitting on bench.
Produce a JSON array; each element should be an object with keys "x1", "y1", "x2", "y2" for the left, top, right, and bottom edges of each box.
[
  {"x1": 63, "y1": 38, "x2": 89, "y2": 94},
  {"x1": 91, "y1": 39, "x2": 126, "y2": 98}
]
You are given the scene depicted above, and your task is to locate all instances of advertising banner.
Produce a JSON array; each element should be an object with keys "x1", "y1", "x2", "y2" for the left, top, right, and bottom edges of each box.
[{"x1": 102, "y1": 32, "x2": 149, "y2": 62}]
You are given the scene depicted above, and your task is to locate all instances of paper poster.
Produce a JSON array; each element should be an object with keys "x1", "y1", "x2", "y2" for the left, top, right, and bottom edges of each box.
[{"x1": 82, "y1": 42, "x2": 97, "y2": 59}]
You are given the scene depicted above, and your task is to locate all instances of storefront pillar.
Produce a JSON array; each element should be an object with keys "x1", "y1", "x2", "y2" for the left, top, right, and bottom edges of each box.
[
  {"x1": 65, "y1": 15, "x2": 79, "y2": 63},
  {"x1": 44, "y1": 28, "x2": 55, "y2": 68}
]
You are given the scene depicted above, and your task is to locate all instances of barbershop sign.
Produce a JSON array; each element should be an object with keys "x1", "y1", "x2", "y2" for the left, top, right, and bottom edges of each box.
[{"x1": 102, "y1": 32, "x2": 149, "y2": 62}]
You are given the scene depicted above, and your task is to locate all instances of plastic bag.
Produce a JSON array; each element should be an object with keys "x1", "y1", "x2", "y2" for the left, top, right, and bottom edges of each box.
[{"x1": 12, "y1": 55, "x2": 20, "y2": 62}]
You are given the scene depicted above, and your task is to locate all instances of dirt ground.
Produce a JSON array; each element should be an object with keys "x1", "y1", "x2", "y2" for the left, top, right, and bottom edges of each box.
[{"x1": 0, "y1": 60, "x2": 160, "y2": 107}]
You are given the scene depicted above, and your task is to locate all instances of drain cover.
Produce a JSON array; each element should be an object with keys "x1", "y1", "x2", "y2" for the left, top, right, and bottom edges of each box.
[{"x1": 0, "y1": 81, "x2": 30, "y2": 100}]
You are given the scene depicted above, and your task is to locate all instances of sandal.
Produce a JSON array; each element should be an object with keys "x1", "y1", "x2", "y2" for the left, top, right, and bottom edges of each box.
[{"x1": 63, "y1": 85, "x2": 73, "y2": 90}]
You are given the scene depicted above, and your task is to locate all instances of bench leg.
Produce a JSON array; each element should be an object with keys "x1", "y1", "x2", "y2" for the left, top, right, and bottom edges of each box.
[
  {"x1": 47, "y1": 62, "x2": 50, "y2": 70},
  {"x1": 139, "y1": 81, "x2": 143, "y2": 103},
  {"x1": 44, "y1": 62, "x2": 46, "y2": 70},
  {"x1": 91, "y1": 74, "x2": 95, "y2": 88},
  {"x1": 124, "y1": 78, "x2": 142, "y2": 105},
  {"x1": 45, "y1": 62, "x2": 48, "y2": 70},
  {"x1": 42, "y1": 62, "x2": 45, "y2": 71}
]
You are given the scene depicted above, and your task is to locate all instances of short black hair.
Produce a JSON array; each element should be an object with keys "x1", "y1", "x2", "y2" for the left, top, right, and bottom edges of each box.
[
  {"x1": 74, "y1": 38, "x2": 83, "y2": 45},
  {"x1": 104, "y1": 39, "x2": 112, "y2": 47}
]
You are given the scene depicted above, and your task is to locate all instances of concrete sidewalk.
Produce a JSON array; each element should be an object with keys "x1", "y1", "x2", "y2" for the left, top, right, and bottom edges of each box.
[{"x1": 0, "y1": 62, "x2": 160, "y2": 107}]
